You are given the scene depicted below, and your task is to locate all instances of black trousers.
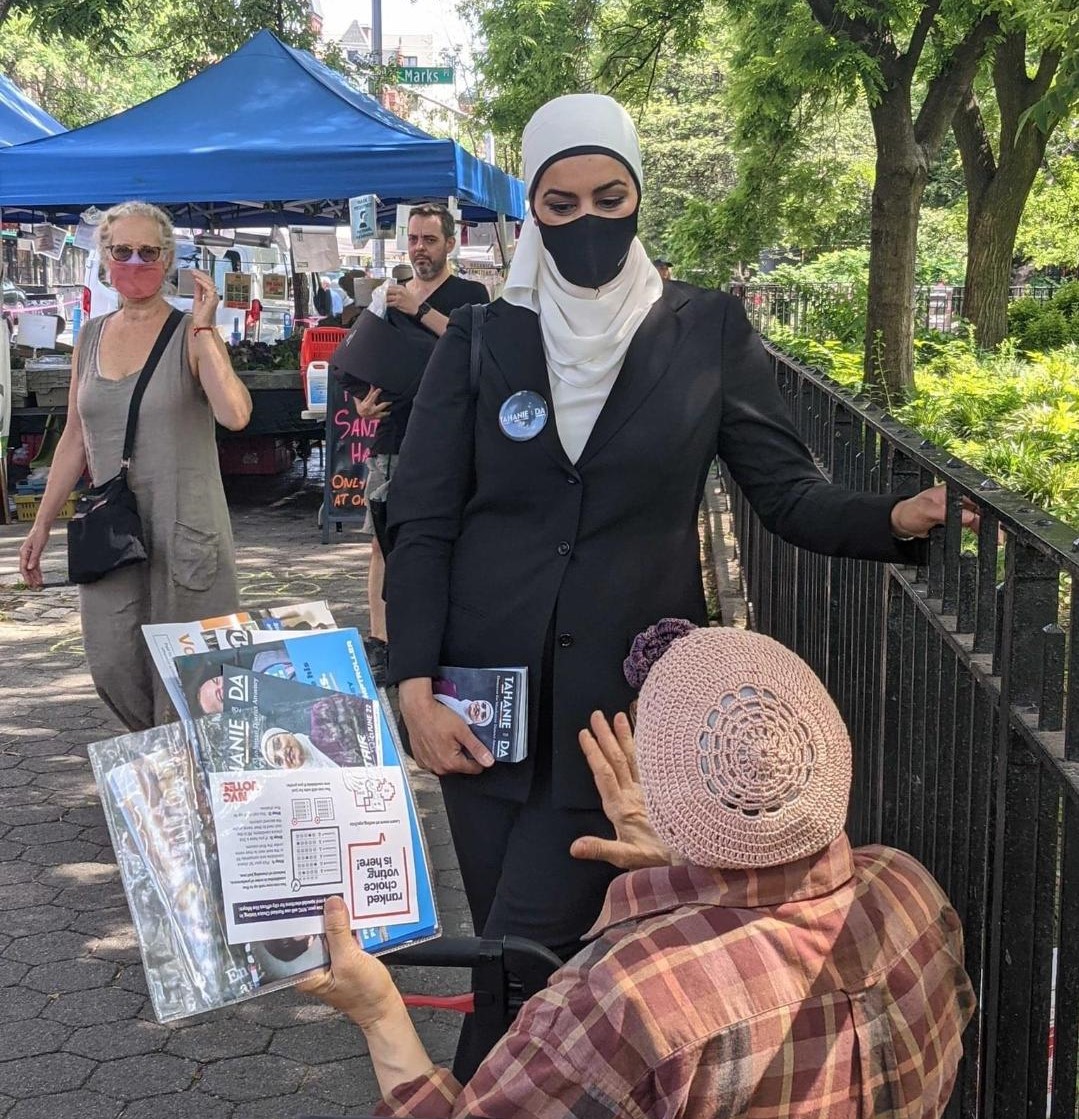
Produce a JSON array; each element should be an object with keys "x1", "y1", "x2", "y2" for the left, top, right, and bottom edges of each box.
[{"x1": 439, "y1": 746, "x2": 618, "y2": 1081}]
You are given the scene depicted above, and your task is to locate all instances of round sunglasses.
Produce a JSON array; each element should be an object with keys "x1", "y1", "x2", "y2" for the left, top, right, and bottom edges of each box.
[{"x1": 106, "y1": 243, "x2": 163, "y2": 263}]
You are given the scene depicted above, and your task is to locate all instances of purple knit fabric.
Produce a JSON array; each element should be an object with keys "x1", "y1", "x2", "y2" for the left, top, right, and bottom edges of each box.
[{"x1": 623, "y1": 618, "x2": 698, "y2": 690}]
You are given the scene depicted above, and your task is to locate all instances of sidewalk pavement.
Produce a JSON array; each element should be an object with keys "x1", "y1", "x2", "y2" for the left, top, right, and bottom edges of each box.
[{"x1": 0, "y1": 467, "x2": 473, "y2": 1119}]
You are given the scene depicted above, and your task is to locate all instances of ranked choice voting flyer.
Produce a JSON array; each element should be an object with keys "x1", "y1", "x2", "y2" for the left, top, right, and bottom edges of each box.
[{"x1": 203, "y1": 628, "x2": 438, "y2": 955}]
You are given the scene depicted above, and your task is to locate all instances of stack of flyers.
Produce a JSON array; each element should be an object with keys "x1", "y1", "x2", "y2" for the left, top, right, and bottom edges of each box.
[
  {"x1": 434, "y1": 665, "x2": 528, "y2": 763},
  {"x1": 142, "y1": 600, "x2": 338, "y2": 722},
  {"x1": 90, "y1": 625, "x2": 439, "y2": 1023}
]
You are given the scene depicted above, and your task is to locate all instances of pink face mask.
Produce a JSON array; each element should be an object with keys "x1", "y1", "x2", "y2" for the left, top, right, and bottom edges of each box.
[{"x1": 110, "y1": 259, "x2": 166, "y2": 301}]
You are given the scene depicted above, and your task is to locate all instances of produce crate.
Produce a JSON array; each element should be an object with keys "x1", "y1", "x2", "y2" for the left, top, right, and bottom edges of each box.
[
  {"x1": 218, "y1": 437, "x2": 293, "y2": 476},
  {"x1": 25, "y1": 357, "x2": 73, "y2": 407},
  {"x1": 13, "y1": 492, "x2": 79, "y2": 523}
]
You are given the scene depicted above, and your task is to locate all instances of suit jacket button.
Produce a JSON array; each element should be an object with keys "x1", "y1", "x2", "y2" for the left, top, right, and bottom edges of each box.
[
  {"x1": 558, "y1": 633, "x2": 574, "y2": 648},
  {"x1": 557, "y1": 541, "x2": 571, "y2": 556},
  {"x1": 566, "y1": 474, "x2": 579, "y2": 484}
]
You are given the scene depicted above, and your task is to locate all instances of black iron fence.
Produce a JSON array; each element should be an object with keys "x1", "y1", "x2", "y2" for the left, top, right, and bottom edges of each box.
[
  {"x1": 723, "y1": 343, "x2": 1079, "y2": 1119},
  {"x1": 729, "y1": 282, "x2": 1057, "y2": 339}
]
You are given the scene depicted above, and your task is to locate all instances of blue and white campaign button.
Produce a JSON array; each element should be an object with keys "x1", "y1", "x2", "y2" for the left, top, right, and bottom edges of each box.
[{"x1": 498, "y1": 391, "x2": 549, "y2": 441}]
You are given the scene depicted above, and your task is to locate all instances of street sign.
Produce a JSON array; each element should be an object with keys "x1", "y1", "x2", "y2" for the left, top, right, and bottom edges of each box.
[{"x1": 395, "y1": 66, "x2": 454, "y2": 85}]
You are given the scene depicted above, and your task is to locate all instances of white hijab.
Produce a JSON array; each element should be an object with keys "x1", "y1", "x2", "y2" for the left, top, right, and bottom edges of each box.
[{"x1": 502, "y1": 94, "x2": 664, "y2": 391}]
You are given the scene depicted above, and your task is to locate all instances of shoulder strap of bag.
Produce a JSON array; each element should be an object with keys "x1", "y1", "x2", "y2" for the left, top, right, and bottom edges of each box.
[
  {"x1": 120, "y1": 307, "x2": 184, "y2": 469},
  {"x1": 469, "y1": 303, "x2": 485, "y2": 397}
]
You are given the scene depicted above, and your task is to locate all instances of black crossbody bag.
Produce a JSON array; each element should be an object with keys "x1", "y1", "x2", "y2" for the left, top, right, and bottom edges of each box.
[{"x1": 67, "y1": 308, "x2": 184, "y2": 585}]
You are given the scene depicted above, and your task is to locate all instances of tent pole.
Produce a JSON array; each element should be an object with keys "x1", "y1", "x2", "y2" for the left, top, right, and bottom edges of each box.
[
  {"x1": 0, "y1": 204, "x2": 10, "y2": 526},
  {"x1": 371, "y1": 0, "x2": 386, "y2": 276}
]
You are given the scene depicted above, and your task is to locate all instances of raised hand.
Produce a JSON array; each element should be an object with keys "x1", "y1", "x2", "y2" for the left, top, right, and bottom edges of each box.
[
  {"x1": 570, "y1": 711, "x2": 671, "y2": 870},
  {"x1": 354, "y1": 386, "x2": 391, "y2": 419},
  {"x1": 189, "y1": 270, "x2": 219, "y2": 329},
  {"x1": 385, "y1": 283, "x2": 421, "y2": 318}
]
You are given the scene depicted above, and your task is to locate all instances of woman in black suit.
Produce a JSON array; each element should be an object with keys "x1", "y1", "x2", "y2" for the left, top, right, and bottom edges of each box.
[{"x1": 385, "y1": 93, "x2": 961, "y2": 1035}]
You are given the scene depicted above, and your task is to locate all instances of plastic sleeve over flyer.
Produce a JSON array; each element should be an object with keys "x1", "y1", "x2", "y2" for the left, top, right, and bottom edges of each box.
[{"x1": 88, "y1": 627, "x2": 440, "y2": 1023}]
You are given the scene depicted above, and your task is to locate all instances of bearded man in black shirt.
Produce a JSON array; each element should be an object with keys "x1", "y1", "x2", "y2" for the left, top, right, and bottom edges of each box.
[{"x1": 335, "y1": 203, "x2": 488, "y2": 684}]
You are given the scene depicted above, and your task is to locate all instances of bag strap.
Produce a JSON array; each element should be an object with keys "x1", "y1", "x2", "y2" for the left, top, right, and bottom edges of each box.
[
  {"x1": 120, "y1": 308, "x2": 184, "y2": 469},
  {"x1": 469, "y1": 303, "x2": 485, "y2": 397}
]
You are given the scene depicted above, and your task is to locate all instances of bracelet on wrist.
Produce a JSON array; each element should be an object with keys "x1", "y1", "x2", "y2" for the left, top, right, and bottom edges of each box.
[{"x1": 192, "y1": 325, "x2": 216, "y2": 337}]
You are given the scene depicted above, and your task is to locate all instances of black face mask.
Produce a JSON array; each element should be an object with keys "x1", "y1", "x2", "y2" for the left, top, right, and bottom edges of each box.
[{"x1": 536, "y1": 210, "x2": 639, "y2": 289}]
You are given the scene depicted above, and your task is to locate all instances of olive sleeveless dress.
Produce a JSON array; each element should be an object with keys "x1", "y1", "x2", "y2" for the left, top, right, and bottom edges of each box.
[{"x1": 76, "y1": 312, "x2": 240, "y2": 730}]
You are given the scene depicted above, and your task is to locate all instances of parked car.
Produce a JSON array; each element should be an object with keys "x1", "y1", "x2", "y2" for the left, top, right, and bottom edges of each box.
[{"x1": 3, "y1": 279, "x2": 67, "y2": 335}]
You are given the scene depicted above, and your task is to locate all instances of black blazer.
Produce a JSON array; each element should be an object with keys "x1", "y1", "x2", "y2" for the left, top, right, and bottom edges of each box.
[{"x1": 386, "y1": 284, "x2": 918, "y2": 809}]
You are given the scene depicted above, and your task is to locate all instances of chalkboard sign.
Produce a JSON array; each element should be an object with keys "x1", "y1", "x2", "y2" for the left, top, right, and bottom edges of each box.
[{"x1": 321, "y1": 372, "x2": 380, "y2": 544}]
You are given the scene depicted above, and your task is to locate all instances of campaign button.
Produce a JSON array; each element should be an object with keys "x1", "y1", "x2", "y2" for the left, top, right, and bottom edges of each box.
[{"x1": 499, "y1": 391, "x2": 549, "y2": 441}]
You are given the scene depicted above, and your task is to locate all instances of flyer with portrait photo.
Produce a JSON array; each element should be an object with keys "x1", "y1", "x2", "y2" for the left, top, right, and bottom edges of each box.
[
  {"x1": 433, "y1": 666, "x2": 528, "y2": 762},
  {"x1": 142, "y1": 600, "x2": 338, "y2": 721},
  {"x1": 214, "y1": 667, "x2": 381, "y2": 769}
]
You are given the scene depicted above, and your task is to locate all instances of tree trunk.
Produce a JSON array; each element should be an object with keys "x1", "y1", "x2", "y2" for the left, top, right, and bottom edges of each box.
[
  {"x1": 864, "y1": 97, "x2": 926, "y2": 401},
  {"x1": 963, "y1": 182, "x2": 1031, "y2": 348},
  {"x1": 955, "y1": 37, "x2": 1060, "y2": 348}
]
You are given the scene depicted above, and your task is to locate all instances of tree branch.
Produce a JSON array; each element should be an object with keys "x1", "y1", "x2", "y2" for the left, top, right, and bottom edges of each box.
[
  {"x1": 806, "y1": 0, "x2": 903, "y2": 80},
  {"x1": 994, "y1": 32, "x2": 1061, "y2": 153},
  {"x1": 993, "y1": 30, "x2": 1028, "y2": 151},
  {"x1": 952, "y1": 84, "x2": 995, "y2": 232},
  {"x1": 900, "y1": 0, "x2": 943, "y2": 81},
  {"x1": 913, "y1": 11, "x2": 998, "y2": 155}
]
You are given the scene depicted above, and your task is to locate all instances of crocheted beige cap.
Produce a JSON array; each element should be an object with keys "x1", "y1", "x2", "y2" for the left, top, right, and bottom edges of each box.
[{"x1": 633, "y1": 626, "x2": 851, "y2": 868}]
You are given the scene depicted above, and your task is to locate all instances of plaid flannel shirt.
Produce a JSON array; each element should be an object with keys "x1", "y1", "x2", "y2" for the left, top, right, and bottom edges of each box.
[{"x1": 377, "y1": 834, "x2": 975, "y2": 1118}]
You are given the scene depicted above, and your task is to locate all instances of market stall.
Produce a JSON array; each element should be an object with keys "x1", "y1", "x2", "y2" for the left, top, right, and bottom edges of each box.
[
  {"x1": 0, "y1": 31, "x2": 526, "y2": 516},
  {"x1": 0, "y1": 30, "x2": 525, "y2": 225}
]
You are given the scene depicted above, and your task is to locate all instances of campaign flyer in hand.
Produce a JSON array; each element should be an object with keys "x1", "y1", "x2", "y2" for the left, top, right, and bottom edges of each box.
[
  {"x1": 433, "y1": 666, "x2": 528, "y2": 762},
  {"x1": 88, "y1": 630, "x2": 439, "y2": 1023}
]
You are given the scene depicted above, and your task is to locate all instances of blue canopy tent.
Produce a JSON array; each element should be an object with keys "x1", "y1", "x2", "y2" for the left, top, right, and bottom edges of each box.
[
  {"x1": 0, "y1": 75, "x2": 63, "y2": 148},
  {"x1": 0, "y1": 30, "x2": 525, "y2": 226}
]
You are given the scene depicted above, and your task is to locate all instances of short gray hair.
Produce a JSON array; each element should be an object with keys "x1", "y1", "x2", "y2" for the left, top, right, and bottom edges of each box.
[{"x1": 95, "y1": 201, "x2": 176, "y2": 268}]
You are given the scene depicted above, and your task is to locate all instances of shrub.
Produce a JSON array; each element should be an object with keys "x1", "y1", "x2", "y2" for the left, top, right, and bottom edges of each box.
[
  {"x1": 768, "y1": 325, "x2": 1079, "y2": 528},
  {"x1": 1008, "y1": 283, "x2": 1079, "y2": 351}
]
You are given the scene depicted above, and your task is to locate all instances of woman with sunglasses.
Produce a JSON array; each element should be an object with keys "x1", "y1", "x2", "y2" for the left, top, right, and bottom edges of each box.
[
  {"x1": 18, "y1": 201, "x2": 251, "y2": 730},
  {"x1": 385, "y1": 93, "x2": 969, "y2": 1077}
]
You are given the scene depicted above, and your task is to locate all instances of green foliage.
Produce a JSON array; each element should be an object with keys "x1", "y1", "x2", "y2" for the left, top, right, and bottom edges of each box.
[
  {"x1": 635, "y1": 24, "x2": 738, "y2": 259},
  {"x1": 1016, "y1": 151, "x2": 1079, "y2": 270},
  {"x1": 1, "y1": 0, "x2": 148, "y2": 50},
  {"x1": 771, "y1": 324, "x2": 1079, "y2": 526},
  {"x1": 150, "y1": 0, "x2": 320, "y2": 80},
  {"x1": 457, "y1": 0, "x2": 598, "y2": 163},
  {"x1": 0, "y1": 0, "x2": 347, "y2": 128},
  {"x1": 763, "y1": 326, "x2": 864, "y2": 387},
  {"x1": 0, "y1": 10, "x2": 171, "y2": 127},
  {"x1": 915, "y1": 205, "x2": 967, "y2": 284},
  {"x1": 1008, "y1": 283, "x2": 1079, "y2": 350}
]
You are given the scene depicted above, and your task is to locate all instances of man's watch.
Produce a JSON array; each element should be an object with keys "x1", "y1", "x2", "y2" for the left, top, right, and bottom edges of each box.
[{"x1": 414, "y1": 301, "x2": 433, "y2": 322}]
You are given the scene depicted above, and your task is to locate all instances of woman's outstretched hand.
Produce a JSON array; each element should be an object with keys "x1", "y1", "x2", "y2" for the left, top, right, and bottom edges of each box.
[
  {"x1": 891, "y1": 484, "x2": 980, "y2": 538},
  {"x1": 570, "y1": 711, "x2": 671, "y2": 870}
]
